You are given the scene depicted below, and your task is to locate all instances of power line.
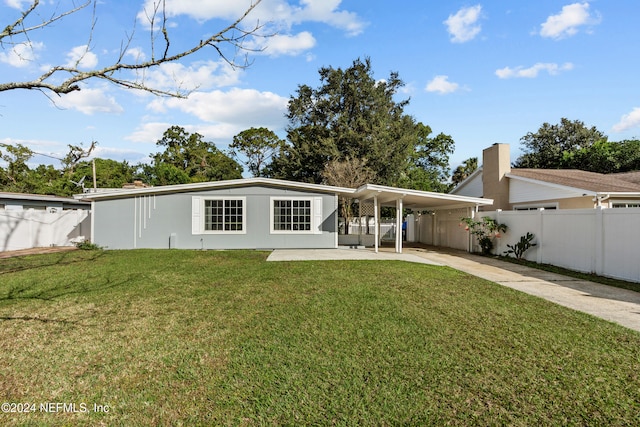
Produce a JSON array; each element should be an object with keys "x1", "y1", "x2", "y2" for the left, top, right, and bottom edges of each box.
[{"x1": 0, "y1": 142, "x2": 64, "y2": 161}]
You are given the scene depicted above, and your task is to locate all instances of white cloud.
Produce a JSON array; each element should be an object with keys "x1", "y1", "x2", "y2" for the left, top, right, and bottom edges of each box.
[
  {"x1": 5, "y1": 0, "x2": 31, "y2": 9},
  {"x1": 142, "y1": 60, "x2": 242, "y2": 92},
  {"x1": 93, "y1": 146, "x2": 150, "y2": 164},
  {"x1": 125, "y1": 47, "x2": 147, "y2": 62},
  {"x1": 246, "y1": 31, "x2": 316, "y2": 57},
  {"x1": 612, "y1": 108, "x2": 640, "y2": 133},
  {"x1": 125, "y1": 121, "x2": 251, "y2": 147},
  {"x1": 135, "y1": 0, "x2": 364, "y2": 62},
  {"x1": 0, "y1": 41, "x2": 44, "y2": 68},
  {"x1": 55, "y1": 87, "x2": 124, "y2": 115},
  {"x1": 65, "y1": 45, "x2": 99, "y2": 69},
  {"x1": 444, "y1": 5, "x2": 483, "y2": 43},
  {"x1": 292, "y1": 0, "x2": 366, "y2": 36},
  {"x1": 138, "y1": 0, "x2": 366, "y2": 35},
  {"x1": 425, "y1": 75, "x2": 461, "y2": 94},
  {"x1": 539, "y1": 2, "x2": 600, "y2": 39},
  {"x1": 125, "y1": 122, "x2": 174, "y2": 144},
  {"x1": 148, "y1": 88, "x2": 288, "y2": 127},
  {"x1": 495, "y1": 62, "x2": 574, "y2": 78}
]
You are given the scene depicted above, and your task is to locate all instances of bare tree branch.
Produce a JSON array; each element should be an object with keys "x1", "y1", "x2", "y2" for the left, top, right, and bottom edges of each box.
[
  {"x1": 0, "y1": 0, "x2": 267, "y2": 97},
  {"x1": 0, "y1": 1, "x2": 91, "y2": 44}
]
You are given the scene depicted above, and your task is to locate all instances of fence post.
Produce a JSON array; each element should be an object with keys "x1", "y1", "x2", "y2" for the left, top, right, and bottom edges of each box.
[
  {"x1": 495, "y1": 209, "x2": 502, "y2": 254},
  {"x1": 594, "y1": 206, "x2": 604, "y2": 275},
  {"x1": 537, "y1": 208, "x2": 544, "y2": 264}
]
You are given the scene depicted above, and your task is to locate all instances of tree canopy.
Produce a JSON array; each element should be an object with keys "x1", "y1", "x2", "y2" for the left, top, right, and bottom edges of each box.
[
  {"x1": 0, "y1": 126, "x2": 242, "y2": 195},
  {"x1": 451, "y1": 157, "x2": 478, "y2": 187},
  {"x1": 143, "y1": 126, "x2": 243, "y2": 185},
  {"x1": 513, "y1": 118, "x2": 607, "y2": 169},
  {"x1": 268, "y1": 57, "x2": 453, "y2": 190},
  {"x1": 0, "y1": 142, "x2": 138, "y2": 196},
  {"x1": 514, "y1": 118, "x2": 640, "y2": 174},
  {"x1": 561, "y1": 139, "x2": 640, "y2": 173},
  {"x1": 229, "y1": 127, "x2": 285, "y2": 177}
]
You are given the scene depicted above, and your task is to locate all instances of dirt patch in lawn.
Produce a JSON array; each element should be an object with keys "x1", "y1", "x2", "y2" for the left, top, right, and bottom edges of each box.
[{"x1": 0, "y1": 246, "x2": 78, "y2": 259}]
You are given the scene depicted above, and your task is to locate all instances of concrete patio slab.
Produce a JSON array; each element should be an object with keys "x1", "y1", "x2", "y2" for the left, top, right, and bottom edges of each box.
[{"x1": 267, "y1": 247, "x2": 443, "y2": 265}]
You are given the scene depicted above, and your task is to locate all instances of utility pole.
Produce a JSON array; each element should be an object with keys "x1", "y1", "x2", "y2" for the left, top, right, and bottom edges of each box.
[{"x1": 92, "y1": 159, "x2": 97, "y2": 191}]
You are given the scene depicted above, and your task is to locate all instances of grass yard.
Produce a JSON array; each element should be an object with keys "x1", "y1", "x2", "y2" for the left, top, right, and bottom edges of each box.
[{"x1": 1, "y1": 249, "x2": 639, "y2": 426}]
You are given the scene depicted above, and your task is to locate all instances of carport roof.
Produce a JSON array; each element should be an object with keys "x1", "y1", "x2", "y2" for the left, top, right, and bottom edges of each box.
[{"x1": 352, "y1": 183, "x2": 492, "y2": 210}]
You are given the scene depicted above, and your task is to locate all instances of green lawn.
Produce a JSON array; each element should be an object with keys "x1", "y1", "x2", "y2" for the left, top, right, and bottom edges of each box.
[{"x1": 1, "y1": 249, "x2": 639, "y2": 426}]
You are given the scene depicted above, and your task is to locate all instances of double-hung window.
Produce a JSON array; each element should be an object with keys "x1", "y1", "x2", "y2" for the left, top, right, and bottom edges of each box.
[
  {"x1": 270, "y1": 197, "x2": 323, "y2": 234},
  {"x1": 611, "y1": 200, "x2": 640, "y2": 208},
  {"x1": 193, "y1": 197, "x2": 246, "y2": 234}
]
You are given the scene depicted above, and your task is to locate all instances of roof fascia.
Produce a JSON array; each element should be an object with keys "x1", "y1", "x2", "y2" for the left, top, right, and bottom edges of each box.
[
  {"x1": 596, "y1": 192, "x2": 640, "y2": 197},
  {"x1": 80, "y1": 178, "x2": 356, "y2": 201},
  {"x1": 0, "y1": 192, "x2": 89, "y2": 204},
  {"x1": 449, "y1": 167, "x2": 483, "y2": 194},
  {"x1": 353, "y1": 183, "x2": 492, "y2": 206}
]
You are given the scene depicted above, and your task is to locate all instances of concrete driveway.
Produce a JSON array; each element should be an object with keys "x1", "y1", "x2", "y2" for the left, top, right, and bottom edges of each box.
[{"x1": 268, "y1": 246, "x2": 640, "y2": 333}]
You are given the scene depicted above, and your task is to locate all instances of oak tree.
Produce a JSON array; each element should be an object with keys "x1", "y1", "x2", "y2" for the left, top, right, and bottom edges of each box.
[
  {"x1": 270, "y1": 57, "x2": 454, "y2": 190},
  {"x1": 145, "y1": 126, "x2": 242, "y2": 185},
  {"x1": 514, "y1": 118, "x2": 606, "y2": 169},
  {"x1": 229, "y1": 127, "x2": 285, "y2": 177}
]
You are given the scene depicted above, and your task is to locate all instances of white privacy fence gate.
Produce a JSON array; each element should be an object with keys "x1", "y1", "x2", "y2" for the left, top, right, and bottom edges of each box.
[
  {"x1": 0, "y1": 209, "x2": 91, "y2": 251},
  {"x1": 466, "y1": 208, "x2": 640, "y2": 283}
]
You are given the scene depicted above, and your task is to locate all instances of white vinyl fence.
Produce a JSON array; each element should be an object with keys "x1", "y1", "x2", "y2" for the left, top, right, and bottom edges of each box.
[
  {"x1": 0, "y1": 209, "x2": 90, "y2": 251},
  {"x1": 339, "y1": 218, "x2": 397, "y2": 247},
  {"x1": 475, "y1": 208, "x2": 640, "y2": 283}
]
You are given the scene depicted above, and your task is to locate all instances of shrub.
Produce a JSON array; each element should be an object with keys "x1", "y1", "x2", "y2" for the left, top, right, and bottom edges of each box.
[
  {"x1": 460, "y1": 217, "x2": 507, "y2": 255},
  {"x1": 74, "y1": 240, "x2": 103, "y2": 250},
  {"x1": 504, "y1": 233, "x2": 537, "y2": 260}
]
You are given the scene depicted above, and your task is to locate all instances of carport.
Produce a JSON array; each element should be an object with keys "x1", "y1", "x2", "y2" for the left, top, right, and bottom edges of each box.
[{"x1": 348, "y1": 184, "x2": 493, "y2": 254}]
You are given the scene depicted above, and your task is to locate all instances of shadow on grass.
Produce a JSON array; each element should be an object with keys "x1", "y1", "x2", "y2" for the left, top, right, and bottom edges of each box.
[
  {"x1": 0, "y1": 272, "x2": 140, "y2": 325},
  {"x1": 0, "y1": 250, "x2": 105, "y2": 275},
  {"x1": 0, "y1": 315, "x2": 81, "y2": 325}
]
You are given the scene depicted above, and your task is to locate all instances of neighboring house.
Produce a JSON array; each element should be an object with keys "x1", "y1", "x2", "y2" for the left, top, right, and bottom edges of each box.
[
  {"x1": 0, "y1": 192, "x2": 91, "y2": 251},
  {"x1": 79, "y1": 177, "x2": 490, "y2": 252},
  {"x1": 0, "y1": 192, "x2": 90, "y2": 212},
  {"x1": 451, "y1": 143, "x2": 640, "y2": 210}
]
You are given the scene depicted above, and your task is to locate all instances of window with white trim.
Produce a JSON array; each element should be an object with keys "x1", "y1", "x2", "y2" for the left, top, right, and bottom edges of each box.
[
  {"x1": 513, "y1": 204, "x2": 557, "y2": 211},
  {"x1": 611, "y1": 200, "x2": 640, "y2": 208},
  {"x1": 270, "y1": 197, "x2": 323, "y2": 234},
  {"x1": 194, "y1": 197, "x2": 246, "y2": 234}
]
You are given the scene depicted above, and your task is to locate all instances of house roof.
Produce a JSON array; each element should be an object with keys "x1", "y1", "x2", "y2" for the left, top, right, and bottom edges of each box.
[
  {"x1": 77, "y1": 177, "x2": 356, "y2": 200},
  {"x1": 78, "y1": 177, "x2": 492, "y2": 210},
  {"x1": 507, "y1": 169, "x2": 640, "y2": 194},
  {"x1": 0, "y1": 191, "x2": 90, "y2": 205},
  {"x1": 611, "y1": 171, "x2": 640, "y2": 185}
]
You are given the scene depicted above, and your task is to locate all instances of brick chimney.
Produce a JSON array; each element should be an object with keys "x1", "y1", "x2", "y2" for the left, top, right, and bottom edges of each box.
[{"x1": 482, "y1": 143, "x2": 511, "y2": 210}]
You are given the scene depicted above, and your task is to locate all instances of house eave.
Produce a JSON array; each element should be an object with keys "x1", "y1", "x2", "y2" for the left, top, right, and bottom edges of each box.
[{"x1": 78, "y1": 178, "x2": 357, "y2": 201}]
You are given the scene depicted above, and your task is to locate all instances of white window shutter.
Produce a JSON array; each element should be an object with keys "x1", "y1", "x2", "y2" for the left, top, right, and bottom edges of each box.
[
  {"x1": 314, "y1": 197, "x2": 323, "y2": 234},
  {"x1": 191, "y1": 196, "x2": 201, "y2": 234}
]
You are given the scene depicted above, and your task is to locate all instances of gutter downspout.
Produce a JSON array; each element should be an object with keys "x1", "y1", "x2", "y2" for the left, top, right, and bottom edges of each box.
[{"x1": 594, "y1": 193, "x2": 610, "y2": 208}]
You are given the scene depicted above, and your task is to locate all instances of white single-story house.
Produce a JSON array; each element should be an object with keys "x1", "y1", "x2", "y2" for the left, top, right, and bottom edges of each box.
[
  {"x1": 79, "y1": 177, "x2": 492, "y2": 253},
  {"x1": 451, "y1": 143, "x2": 640, "y2": 210}
]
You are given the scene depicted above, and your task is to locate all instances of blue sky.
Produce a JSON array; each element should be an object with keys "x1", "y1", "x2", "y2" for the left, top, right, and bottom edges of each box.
[{"x1": 1, "y1": 0, "x2": 639, "y2": 174}]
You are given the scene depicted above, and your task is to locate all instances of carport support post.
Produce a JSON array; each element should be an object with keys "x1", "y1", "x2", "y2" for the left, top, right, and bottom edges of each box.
[
  {"x1": 374, "y1": 195, "x2": 379, "y2": 253},
  {"x1": 395, "y1": 198, "x2": 403, "y2": 253}
]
